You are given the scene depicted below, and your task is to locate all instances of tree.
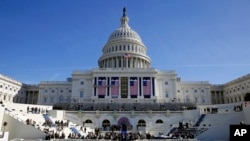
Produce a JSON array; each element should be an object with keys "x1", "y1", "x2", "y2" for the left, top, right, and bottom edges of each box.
[{"x1": 244, "y1": 92, "x2": 250, "y2": 101}]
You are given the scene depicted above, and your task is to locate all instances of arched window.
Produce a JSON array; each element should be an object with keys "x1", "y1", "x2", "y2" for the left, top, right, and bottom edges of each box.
[
  {"x1": 102, "y1": 119, "x2": 111, "y2": 127},
  {"x1": 137, "y1": 119, "x2": 146, "y2": 127},
  {"x1": 85, "y1": 119, "x2": 93, "y2": 123},
  {"x1": 156, "y1": 119, "x2": 164, "y2": 124}
]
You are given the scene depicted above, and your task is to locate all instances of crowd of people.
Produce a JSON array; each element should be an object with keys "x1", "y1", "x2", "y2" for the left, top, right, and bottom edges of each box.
[
  {"x1": 234, "y1": 104, "x2": 243, "y2": 112},
  {"x1": 161, "y1": 121, "x2": 196, "y2": 139},
  {"x1": 27, "y1": 106, "x2": 48, "y2": 114},
  {"x1": 44, "y1": 129, "x2": 66, "y2": 140},
  {"x1": 55, "y1": 102, "x2": 197, "y2": 112}
]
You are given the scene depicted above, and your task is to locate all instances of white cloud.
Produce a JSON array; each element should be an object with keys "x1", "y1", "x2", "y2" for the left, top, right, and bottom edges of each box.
[{"x1": 49, "y1": 73, "x2": 60, "y2": 81}]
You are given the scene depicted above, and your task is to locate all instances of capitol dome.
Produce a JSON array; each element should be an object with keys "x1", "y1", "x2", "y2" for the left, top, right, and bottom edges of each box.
[
  {"x1": 107, "y1": 18, "x2": 142, "y2": 43},
  {"x1": 98, "y1": 7, "x2": 151, "y2": 69}
]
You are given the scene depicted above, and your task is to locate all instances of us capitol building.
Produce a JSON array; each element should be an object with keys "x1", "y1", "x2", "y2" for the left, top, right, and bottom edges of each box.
[{"x1": 1, "y1": 8, "x2": 250, "y2": 108}]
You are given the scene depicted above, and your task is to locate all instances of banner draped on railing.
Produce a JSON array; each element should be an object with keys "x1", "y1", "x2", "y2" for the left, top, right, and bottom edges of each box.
[
  {"x1": 98, "y1": 77, "x2": 106, "y2": 97},
  {"x1": 143, "y1": 77, "x2": 151, "y2": 96},
  {"x1": 111, "y1": 77, "x2": 119, "y2": 98},
  {"x1": 130, "y1": 77, "x2": 138, "y2": 97}
]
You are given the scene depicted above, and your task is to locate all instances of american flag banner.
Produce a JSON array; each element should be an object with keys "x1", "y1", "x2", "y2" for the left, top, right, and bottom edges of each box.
[
  {"x1": 130, "y1": 77, "x2": 138, "y2": 95},
  {"x1": 98, "y1": 77, "x2": 106, "y2": 95},
  {"x1": 124, "y1": 53, "x2": 131, "y2": 58},
  {"x1": 111, "y1": 77, "x2": 119, "y2": 98},
  {"x1": 143, "y1": 77, "x2": 151, "y2": 95}
]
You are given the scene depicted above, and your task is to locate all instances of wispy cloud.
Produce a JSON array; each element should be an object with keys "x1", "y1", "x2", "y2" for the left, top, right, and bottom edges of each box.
[
  {"x1": 155, "y1": 63, "x2": 250, "y2": 69},
  {"x1": 176, "y1": 64, "x2": 250, "y2": 67},
  {"x1": 8, "y1": 66, "x2": 96, "y2": 71},
  {"x1": 49, "y1": 73, "x2": 60, "y2": 81}
]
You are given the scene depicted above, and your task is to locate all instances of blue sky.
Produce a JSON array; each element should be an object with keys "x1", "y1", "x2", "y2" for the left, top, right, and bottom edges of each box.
[{"x1": 0, "y1": 0, "x2": 250, "y2": 84}]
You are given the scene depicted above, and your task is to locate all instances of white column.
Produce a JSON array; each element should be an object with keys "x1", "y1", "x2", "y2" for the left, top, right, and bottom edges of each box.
[
  {"x1": 150, "y1": 77, "x2": 153, "y2": 97},
  {"x1": 128, "y1": 77, "x2": 130, "y2": 98},
  {"x1": 140, "y1": 77, "x2": 143, "y2": 98},
  {"x1": 131, "y1": 57, "x2": 134, "y2": 68},
  {"x1": 126, "y1": 57, "x2": 128, "y2": 68},
  {"x1": 116, "y1": 57, "x2": 118, "y2": 68},
  {"x1": 121, "y1": 57, "x2": 124, "y2": 68},
  {"x1": 118, "y1": 77, "x2": 121, "y2": 98},
  {"x1": 106, "y1": 77, "x2": 108, "y2": 97}
]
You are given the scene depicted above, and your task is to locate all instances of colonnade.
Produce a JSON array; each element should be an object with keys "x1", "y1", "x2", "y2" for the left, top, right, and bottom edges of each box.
[{"x1": 99, "y1": 56, "x2": 150, "y2": 69}]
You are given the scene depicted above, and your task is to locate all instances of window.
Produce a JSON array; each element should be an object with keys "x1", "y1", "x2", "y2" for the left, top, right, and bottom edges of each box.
[
  {"x1": 102, "y1": 119, "x2": 110, "y2": 127},
  {"x1": 85, "y1": 119, "x2": 93, "y2": 123},
  {"x1": 69, "y1": 90, "x2": 72, "y2": 93},
  {"x1": 186, "y1": 90, "x2": 189, "y2": 93},
  {"x1": 165, "y1": 81, "x2": 168, "y2": 85},
  {"x1": 59, "y1": 95, "x2": 64, "y2": 102},
  {"x1": 195, "y1": 97, "x2": 198, "y2": 103},
  {"x1": 80, "y1": 81, "x2": 84, "y2": 85},
  {"x1": 177, "y1": 90, "x2": 180, "y2": 93},
  {"x1": 138, "y1": 119, "x2": 146, "y2": 127},
  {"x1": 156, "y1": 119, "x2": 164, "y2": 124},
  {"x1": 165, "y1": 91, "x2": 169, "y2": 98},
  {"x1": 52, "y1": 90, "x2": 55, "y2": 93},
  {"x1": 60, "y1": 90, "x2": 63, "y2": 93},
  {"x1": 202, "y1": 96, "x2": 205, "y2": 103},
  {"x1": 194, "y1": 90, "x2": 197, "y2": 93},
  {"x1": 50, "y1": 96, "x2": 54, "y2": 103},
  {"x1": 80, "y1": 91, "x2": 84, "y2": 98},
  {"x1": 201, "y1": 90, "x2": 204, "y2": 93},
  {"x1": 186, "y1": 95, "x2": 190, "y2": 102},
  {"x1": 44, "y1": 90, "x2": 48, "y2": 93},
  {"x1": 43, "y1": 97, "x2": 47, "y2": 103}
]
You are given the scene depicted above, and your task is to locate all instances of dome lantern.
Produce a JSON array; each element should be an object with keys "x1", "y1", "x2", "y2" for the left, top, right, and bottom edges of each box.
[{"x1": 120, "y1": 7, "x2": 129, "y2": 27}]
